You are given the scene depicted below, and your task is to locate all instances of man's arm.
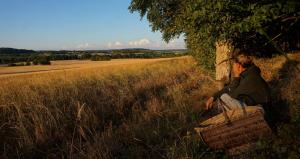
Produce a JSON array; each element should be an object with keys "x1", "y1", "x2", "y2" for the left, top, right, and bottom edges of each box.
[
  {"x1": 213, "y1": 77, "x2": 241, "y2": 100},
  {"x1": 206, "y1": 77, "x2": 241, "y2": 110}
]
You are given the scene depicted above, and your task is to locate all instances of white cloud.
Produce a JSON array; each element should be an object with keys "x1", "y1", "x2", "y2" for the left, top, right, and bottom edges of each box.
[
  {"x1": 108, "y1": 38, "x2": 185, "y2": 49},
  {"x1": 129, "y1": 38, "x2": 151, "y2": 47},
  {"x1": 115, "y1": 41, "x2": 123, "y2": 46},
  {"x1": 108, "y1": 38, "x2": 152, "y2": 49},
  {"x1": 69, "y1": 37, "x2": 186, "y2": 50},
  {"x1": 107, "y1": 42, "x2": 112, "y2": 48},
  {"x1": 162, "y1": 39, "x2": 186, "y2": 49},
  {"x1": 107, "y1": 41, "x2": 124, "y2": 49},
  {"x1": 76, "y1": 43, "x2": 96, "y2": 50}
]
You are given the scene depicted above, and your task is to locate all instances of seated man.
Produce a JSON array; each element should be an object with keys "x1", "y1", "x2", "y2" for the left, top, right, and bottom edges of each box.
[{"x1": 206, "y1": 52, "x2": 270, "y2": 111}]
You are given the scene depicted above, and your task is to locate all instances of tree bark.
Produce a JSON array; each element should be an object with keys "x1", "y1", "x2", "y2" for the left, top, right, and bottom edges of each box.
[{"x1": 215, "y1": 42, "x2": 233, "y2": 90}]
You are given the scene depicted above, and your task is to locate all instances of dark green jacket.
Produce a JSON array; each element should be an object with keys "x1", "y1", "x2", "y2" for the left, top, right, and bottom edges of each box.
[{"x1": 213, "y1": 65, "x2": 270, "y2": 106}]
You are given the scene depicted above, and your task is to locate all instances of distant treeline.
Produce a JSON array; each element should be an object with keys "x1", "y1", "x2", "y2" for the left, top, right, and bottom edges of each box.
[
  {"x1": 0, "y1": 48, "x2": 36, "y2": 54},
  {"x1": 0, "y1": 48, "x2": 188, "y2": 65}
]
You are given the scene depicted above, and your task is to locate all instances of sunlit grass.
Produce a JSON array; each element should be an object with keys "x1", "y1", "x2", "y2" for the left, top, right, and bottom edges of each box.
[
  {"x1": 0, "y1": 57, "x2": 184, "y2": 77},
  {"x1": 0, "y1": 53, "x2": 299, "y2": 158},
  {"x1": 0, "y1": 56, "x2": 218, "y2": 158}
]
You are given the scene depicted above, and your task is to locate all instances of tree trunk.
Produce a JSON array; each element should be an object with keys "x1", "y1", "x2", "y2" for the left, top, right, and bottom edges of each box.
[{"x1": 215, "y1": 42, "x2": 233, "y2": 90}]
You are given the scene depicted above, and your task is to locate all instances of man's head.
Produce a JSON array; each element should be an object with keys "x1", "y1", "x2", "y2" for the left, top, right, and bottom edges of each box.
[{"x1": 232, "y1": 50, "x2": 253, "y2": 76}]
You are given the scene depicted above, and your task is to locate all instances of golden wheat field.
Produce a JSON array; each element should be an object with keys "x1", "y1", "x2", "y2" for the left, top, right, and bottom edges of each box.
[
  {"x1": 0, "y1": 54, "x2": 299, "y2": 159},
  {"x1": 0, "y1": 57, "x2": 185, "y2": 77},
  {"x1": 0, "y1": 56, "x2": 218, "y2": 158}
]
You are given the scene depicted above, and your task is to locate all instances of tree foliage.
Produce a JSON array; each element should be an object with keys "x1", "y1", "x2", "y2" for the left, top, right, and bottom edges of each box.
[
  {"x1": 33, "y1": 55, "x2": 51, "y2": 65},
  {"x1": 129, "y1": 0, "x2": 300, "y2": 69}
]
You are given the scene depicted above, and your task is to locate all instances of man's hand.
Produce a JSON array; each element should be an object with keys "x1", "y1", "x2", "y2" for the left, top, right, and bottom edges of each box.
[{"x1": 205, "y1": 97, "x2": 214, "y2": 110}]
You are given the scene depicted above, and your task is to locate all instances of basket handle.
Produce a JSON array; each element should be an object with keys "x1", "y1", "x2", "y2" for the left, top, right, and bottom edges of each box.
[
  {"x1": 217, "y1": 99, "x2": 231, "y2": 124},
  {"x1": 217, "y1": 98, "x2": 248, "y2": 124}
]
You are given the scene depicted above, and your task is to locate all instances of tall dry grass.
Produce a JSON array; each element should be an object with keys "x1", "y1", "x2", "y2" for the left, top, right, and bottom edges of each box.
[
  {"x1": 1, "y1": 53, "x2": 299, "y2": 159},
  {"x1": 0, "y1": 57, "x2": 217, "y2": 158}
]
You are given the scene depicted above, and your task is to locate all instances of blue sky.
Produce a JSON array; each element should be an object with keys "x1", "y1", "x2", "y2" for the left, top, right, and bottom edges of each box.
[{"x1": 0, "y1": 0, "x2": 185, "y2": 50}]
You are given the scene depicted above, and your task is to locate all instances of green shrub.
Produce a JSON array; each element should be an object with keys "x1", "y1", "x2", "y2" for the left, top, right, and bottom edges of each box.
[{"x1": 32, "y1": 56, "x2": 51, "y2": 65}]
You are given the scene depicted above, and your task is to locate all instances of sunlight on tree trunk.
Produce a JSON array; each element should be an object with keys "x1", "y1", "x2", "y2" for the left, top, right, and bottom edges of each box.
[{"x1": 215, "y1": 42, "x2": 232, "y2": 90}]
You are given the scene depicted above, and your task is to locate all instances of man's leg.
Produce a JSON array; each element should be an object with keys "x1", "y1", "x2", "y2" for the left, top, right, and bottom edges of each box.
[{"x1": 219, "y1": 93, "x2": 246, "y2": 111}]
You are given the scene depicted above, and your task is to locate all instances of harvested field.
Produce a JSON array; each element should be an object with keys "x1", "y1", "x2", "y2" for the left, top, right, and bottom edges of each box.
[{"x1": 0, "y1": 57, "x2": 186, "y2": 77}]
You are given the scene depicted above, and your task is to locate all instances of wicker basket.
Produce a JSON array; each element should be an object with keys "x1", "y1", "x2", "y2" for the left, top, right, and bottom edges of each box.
[{"x1": 194, "y1": 106, "x2": 272, "y2": 151}]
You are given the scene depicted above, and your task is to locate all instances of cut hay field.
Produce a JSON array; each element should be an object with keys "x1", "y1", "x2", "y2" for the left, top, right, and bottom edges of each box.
[
  {"x1": 0, "y1": 57, "x2": 185, "y2": 77},
  {"x1": 0, "y1": 54, "x2": 299, "y2": 159}
]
